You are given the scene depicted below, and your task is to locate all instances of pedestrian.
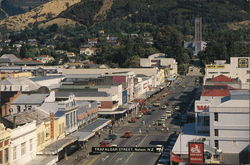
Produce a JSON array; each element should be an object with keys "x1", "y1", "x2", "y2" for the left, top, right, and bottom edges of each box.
[
  {"x1": 139, "y1": 128, "x2": 142, "y2": 134},
  {"x1": 166, "y1": 127, "x2": 169, "y2": 132}
]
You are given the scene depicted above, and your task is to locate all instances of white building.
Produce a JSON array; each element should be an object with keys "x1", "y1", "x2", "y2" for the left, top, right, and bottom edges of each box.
[
  {"x1": 205, "y1": 57, "x2": 250, "y2": 89},
  {"x1": 10, "y1": 121, "x2": 37, "y2": 165},
  {"x1": 209, "y1": 90, "x2": 250, "y2": 164},
  {"x1": 140, "y1": 53, "x2": 178, "y2": 78},
  {"x1": 79, "y1": 48, "x2": 97, "y2": 56}
]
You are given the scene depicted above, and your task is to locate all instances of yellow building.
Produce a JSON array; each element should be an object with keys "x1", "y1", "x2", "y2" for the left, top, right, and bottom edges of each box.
[
  {"x1": 0, "y1": 72, "x2": 32, "y2": 79},
  {"x1": 37, "y1": 113, "x2": 65, "y2": 152},
  {"x1": 0, "y1": 123, "x2": 11, "y2": 165}
]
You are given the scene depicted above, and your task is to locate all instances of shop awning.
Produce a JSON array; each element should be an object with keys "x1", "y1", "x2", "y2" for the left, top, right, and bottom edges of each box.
[
  {"x1": 71, "y1": 118, "x2": 111, "y2": 141},
  {"x1": 38, "y1": 136, "x2": 77, "y2": 154},
  {"x1": 98, "y1": 109, "x2": 127, "y2": 115},
  {"x1": 25, "y1": 155, "x2": 58, "y2": 165}
]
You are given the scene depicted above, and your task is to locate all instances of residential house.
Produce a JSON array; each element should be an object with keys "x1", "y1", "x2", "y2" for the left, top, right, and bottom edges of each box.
[
  {"x1": 65, "y1": 52, "x2": 76, "y2": 58},
  {"x1": 87, "y1": 38, "x2": 98, "y2": 45},
  {"x1": 79, "y1": 48, "x2": 97, "y2": 56},
  {"x1": 34, "y1": 55, "x2": 55, "y2": 64}
]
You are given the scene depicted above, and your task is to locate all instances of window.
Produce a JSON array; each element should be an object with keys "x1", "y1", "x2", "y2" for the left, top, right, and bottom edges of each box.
[
  {"x1": 214, "y1": 140, "x2": 219, "y2": 148},
  {"x1": 29, "y1": 139, "x2": 32, "y2": 151},
  {"x1": 4, "y1": 148, "x2": 8, "y2": 163},
  {"x1": 13, "y1": 146, "x2": 17, "y2": 160},
  {"x1": 21, "y1": 142, "x2": 26, "y2": 155},
  {"x1": 204, "y1": 116, "x2": 210, "y2": 126},
  {"x1": 214, "y1": 129, "x2": 219, "y2": 136},
  {"x1": 17, "y1": 106, "x2": 21, "y2": 113},
  {"x1": 247, "y1": 70, "x2": 250, "y2": 74},
  {"x1": 247, "y1": 79, "x2": 250, "y2": 82},
  {"x1": 214, "y1": 113, "x2": 218, "y2": 121}
]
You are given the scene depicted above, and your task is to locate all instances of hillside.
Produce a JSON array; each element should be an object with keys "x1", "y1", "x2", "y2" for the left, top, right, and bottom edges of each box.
[{"x1": 0, "y1": 0, "x2": 80, "y2": 31}]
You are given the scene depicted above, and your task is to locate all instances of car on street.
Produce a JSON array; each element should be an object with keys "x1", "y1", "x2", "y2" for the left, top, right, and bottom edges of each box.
[
  {"x1": 144, "y1": 111, "x2": 152, "y2": 115},
  {"x1": 155, "y1": 145, "x2": 164, "y2": 153},
  {"x1": 129, "y1": 117, "x2": 137, "y2": 123},
  {"x1": 121, "y1": 131, "x2": 133, "y2": 138},
  {"x1": 100, "y1": 141, "x2": 110, "y2": 147},
  {"x1": 174, "y1": 105, "x2": 180, "y2": 110},
  {"x1": 153, "y1": 102, "x2": 161, "y2": 107},
  {"x1": 103, "y1": 134, "x2": 117, "y2": 144},
  {"x1": 161, "y1": 105, "x2": 167, "y2": 110},
  {"x1": 136, "y1": 113, "x2": 143, "y2": 119},
  {"x1": 157, "y1": 155, "x2": 169, "y2": 165}
]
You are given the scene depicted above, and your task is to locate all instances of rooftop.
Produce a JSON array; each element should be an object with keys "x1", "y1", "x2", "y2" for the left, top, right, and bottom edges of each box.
[
  {"x1": 0, "y1": 77, "x2": 41, "y2": 91},
  {"x1": 207, "y1": 75, "x2": 237, "y2": 82},
  {"x1": 30, "y1": 75, "x2": 64, "y2": 82},
  {"x1": 0, "y1": 54, "x2": 21, "y2": 62},
  {"x1": 4, "y1": 108, "x2": 49, "y2": 126},
  {"x1": 55, "y1": 91, "x2": 110, "y2": 98},
  {"x1": 12, "y1": 94, "x2": 49, "y2": 105},
  {"x1": 201, "y1": 89, "x2": 230, "y2": 97}
]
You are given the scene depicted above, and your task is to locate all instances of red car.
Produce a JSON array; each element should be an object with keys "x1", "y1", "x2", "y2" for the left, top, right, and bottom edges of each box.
[
  {"x1": 129, "y1": 117, "x2": 137, "y2": 123},
  {"x1": 122, "y1": 131, "x2": 133, "y2": 138},
  {"x1": 100, "y1": 142, "x2": 110, "y2": 147}
]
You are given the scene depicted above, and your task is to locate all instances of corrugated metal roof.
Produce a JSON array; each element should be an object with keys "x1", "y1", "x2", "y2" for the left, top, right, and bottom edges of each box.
[
  {"x1": 0, "y1": 54, "x2": 21, "y2": 62},
  {"x1": 4, "y1": 109, "x2": 49, "y2": 125},
  {"x1": 55, "y1": 91, "x2": 109, "y2": 98},
  {"x1": 79, "y1": 118, "x2": 110, "y2": 132},
  {"x1": 12, "y1": 94, "x2": 49, "y2": 104},
  {"x1": 30, "y1": 75, "x2": 64, "y2": 81}
]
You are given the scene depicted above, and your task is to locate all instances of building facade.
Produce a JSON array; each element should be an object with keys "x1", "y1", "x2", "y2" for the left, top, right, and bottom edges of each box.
[{"x1": 205, "y1": 57, "x2": 250, "y2": 89}]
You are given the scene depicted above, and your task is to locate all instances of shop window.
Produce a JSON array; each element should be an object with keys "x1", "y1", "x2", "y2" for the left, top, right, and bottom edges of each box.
[
  {"x1": 13, "y1": 146, "x2": 17, "y2": 160},
  {"x1": 4, "y1": 148, "x2": 8, "y2": 163}
]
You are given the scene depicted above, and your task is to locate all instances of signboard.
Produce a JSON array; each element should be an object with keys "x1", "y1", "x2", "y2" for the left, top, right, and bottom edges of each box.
[
  {"x1": 206, "y1": 65, "x2": 225, "y2": 69},
  {"x1": 50, "y1": 113, "x2": 54, "y2": 139},
  {"x1": 189, "y1": 142, "x2": 204, "y2": 164},
  {"x1": 196, "y1": 105, "x2": 209, "y2": 111},
  {"x1": 92, "y1": 147, "x2": 159, "y2": 153},
  {"x1": 238, "y1": 58, "x2": 249, "y2": 68}
]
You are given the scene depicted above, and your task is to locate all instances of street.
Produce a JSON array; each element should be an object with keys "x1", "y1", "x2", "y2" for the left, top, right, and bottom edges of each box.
[{"x1": 90, "y1": 75, "x2": 200, "y2": 165}]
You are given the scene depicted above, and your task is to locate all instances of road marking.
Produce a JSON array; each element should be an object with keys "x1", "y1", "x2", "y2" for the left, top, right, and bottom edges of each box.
[
  {"x1": 116, "y1": 158, "x2": 123, "y2": 162},
  {"x1": 124, "y1": 135, "x2": 148, "y2": 164},
  {"x1": 101, "y1": 155, "x2": 109, "y2": 161}
]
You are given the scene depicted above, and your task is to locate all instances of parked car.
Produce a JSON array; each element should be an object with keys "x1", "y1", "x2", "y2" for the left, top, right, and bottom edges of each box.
[
  {"x1": 157, "y1": 155, "x2": 169, "y2": 165},
  {"x1": 161, "y1": 105, "x2": 167, "y2": 110},
  {"x1": 174, "y1": 106, "x2": 180, "y2": 111},
  {"x1": 100, "y1": 141, "x2": 110, "y2": 147},
  {"x1": 144, "y1": 111, "x2": 152, "y2": 115},
  {"x1": 104, "y1": 134, "x2": 117, "y2": 143},
  {"x1": 121, "y1": 131, "x2": 133, "y2": 138},
  {"x1": 129, "y1": 117, "x2": 137, "y2": 123},
  {"x1": 136, "y1": 113, "x2": 143, "y2": 119},
  {"x1": 153, "y1": 102, "x2": 161, "y2": 107}
]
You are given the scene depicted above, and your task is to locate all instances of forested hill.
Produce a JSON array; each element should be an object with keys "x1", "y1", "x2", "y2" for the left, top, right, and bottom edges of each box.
[{"x1": 59, "y1": 0, "x2": 250, "y2": 35}]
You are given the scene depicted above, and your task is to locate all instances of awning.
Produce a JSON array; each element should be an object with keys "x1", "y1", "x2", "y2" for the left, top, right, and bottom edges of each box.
[
  {"x1": 25, "y1": 155, "x2": 58, "y2": 165},
  {"x1": 38, "y1": 136, "x2": 78, "y2": 154},
  {"x1": 70, "y1": 118, "x2": 111, "y2": 141},
  {"x1": 71, "y1": 131, "x2": 95, "y2": 142},
  {"x1": 98, "y1": 109, "x2": 127, "y2": 115}
]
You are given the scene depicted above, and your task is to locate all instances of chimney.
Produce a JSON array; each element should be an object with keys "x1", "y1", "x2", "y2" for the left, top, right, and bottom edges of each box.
[{"x1": 13, "y1": 115, "x2": 16, "y2": 129}]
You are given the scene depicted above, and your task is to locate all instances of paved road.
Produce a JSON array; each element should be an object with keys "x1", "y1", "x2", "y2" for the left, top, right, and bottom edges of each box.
[{"x1": 91, "y1": 76, "x2": 200, "y2": 165}]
